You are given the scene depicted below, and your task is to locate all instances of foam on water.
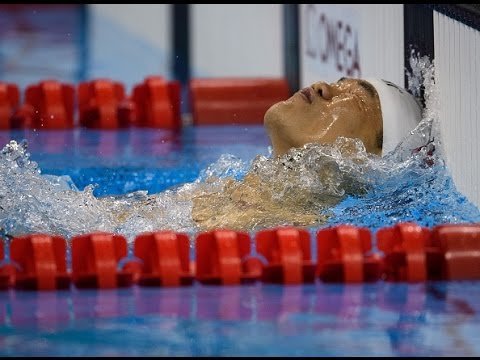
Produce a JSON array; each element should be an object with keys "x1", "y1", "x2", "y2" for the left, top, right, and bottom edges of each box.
[{"x1": 0, "y1": 55, "x2": 479, "y2": 243}]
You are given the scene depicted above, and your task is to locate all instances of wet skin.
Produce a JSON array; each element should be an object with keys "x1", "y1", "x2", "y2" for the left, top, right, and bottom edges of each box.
[{"x1": 264, "y1": 78, "x2": 383, "y2": 158}]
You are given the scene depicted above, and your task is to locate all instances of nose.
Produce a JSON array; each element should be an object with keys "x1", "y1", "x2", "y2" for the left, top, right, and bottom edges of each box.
[{"x1": 311, "y1": 81, "x2": 333, "y2": 100}]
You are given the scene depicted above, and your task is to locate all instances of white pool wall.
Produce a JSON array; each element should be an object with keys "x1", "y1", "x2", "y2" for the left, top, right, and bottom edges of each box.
[
  {"x1": 433, "y1": 10, "x2": 480, "y2": 207},
  {"x1": 299, "y1": 4, "x2": 404, "y2": 88}
]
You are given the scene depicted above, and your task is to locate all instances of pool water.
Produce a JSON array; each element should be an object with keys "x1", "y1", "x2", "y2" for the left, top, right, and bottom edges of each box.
[
  {"x1": 2, "y1": 281, "x2": 480, "y2": 356},
  {"x1": 1, "y1": 126, "x2": 480, "y2": 356},
  {"x1": 0, "y1": 126, "x2": 270, "y2": 197}
]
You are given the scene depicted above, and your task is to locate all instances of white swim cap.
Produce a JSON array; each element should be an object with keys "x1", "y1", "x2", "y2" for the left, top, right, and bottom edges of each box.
[{"x1": 365, "y1": 78, "x2": 423, "y2": 156}]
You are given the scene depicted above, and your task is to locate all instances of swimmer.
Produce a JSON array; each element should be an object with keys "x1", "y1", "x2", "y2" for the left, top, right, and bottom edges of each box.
[{"x1": 190, "y1": 77, "x2": 424, "y2": 231}]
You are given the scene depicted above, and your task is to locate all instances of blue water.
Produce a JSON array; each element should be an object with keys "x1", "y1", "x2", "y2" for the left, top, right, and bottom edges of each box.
[
  {"x1": 1, "y1": 126, "x2": 480, "y2": 356},
  {"x1": 0, "y1": 127, "x2": 270, "y2": 197}
]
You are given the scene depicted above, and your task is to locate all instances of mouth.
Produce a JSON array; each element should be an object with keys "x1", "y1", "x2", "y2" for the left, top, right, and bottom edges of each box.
[{"x1": 299, "y1": 87, "x2": 313, "y2": 104}]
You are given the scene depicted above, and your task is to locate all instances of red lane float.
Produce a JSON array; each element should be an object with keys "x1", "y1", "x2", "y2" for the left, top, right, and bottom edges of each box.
[
  {"x1": 131, "y1": 76, "x2": 178, "y2": 129},
  {"x1": 9, "y1": 234, "x2": 70, "y2": 290},
  {"x1": 255, "y1": 227, "x2": 315, "y2": 284},
  {"x1": 316, "y1": 225, "x2": 382, "y2": 283},
  {"x1": 78, "y1": 79, "x2": 134, "y2": 129},
  {"x1": 0, "y1": 222, "x2": 479, "y2": 292},
  {"x1": 132, "y1": 231, "x2": 194, "y2": 286},
  {"x1": 20, "y1": 80, "x2": 75, "y2": 129},
  {"x1": 429, "y1": 223, "x2": 480, "y2": 280},
  {"x1": 0, "y1": 82, "x2": 20, "y2": 129},
  {"x1": 71, "y1": 232, "x2": 134, "y2": 289},
  {"x1": 189, "y1": 78, "x2": 290, "y2": 125},
  {"x1": 195, "y1": 229, "x2": 262, "y2": 285},
  {"x1": 377, "y1": 222, "x2": 432, "y2": 282}
]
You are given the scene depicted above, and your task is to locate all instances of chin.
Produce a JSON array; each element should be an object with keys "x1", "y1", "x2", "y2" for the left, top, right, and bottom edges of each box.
[
  {"x1": 263, "y1": 104, "x2": 278, "y2": 131},
  {"x1": 264, "y1": 99, "x2": 288, "y2": 125}
]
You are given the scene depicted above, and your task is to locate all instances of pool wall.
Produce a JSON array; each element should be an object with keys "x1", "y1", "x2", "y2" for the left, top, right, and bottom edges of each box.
[
  {"x1": 86, "y1": 4, "x2": 172, "y2": 90},
  {"x1": 432, "y1": 8, "x2": 480, "y2": 209},
  {"x1": 299, "y1": 5, "x2": 405, "y2": 88},
  {"x1": 86, "y1": 4, "x2": 285, "y2": 88}
]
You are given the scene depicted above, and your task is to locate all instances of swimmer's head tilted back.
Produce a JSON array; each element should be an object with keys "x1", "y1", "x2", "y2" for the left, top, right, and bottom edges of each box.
[{"x1": 264, "y1": 77, "x2": 423, "y2": 157}]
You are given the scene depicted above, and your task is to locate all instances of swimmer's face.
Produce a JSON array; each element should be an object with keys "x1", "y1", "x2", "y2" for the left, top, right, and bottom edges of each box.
[{"x1": 264, "y1": 78, "x2": 383, "y2": 157}]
